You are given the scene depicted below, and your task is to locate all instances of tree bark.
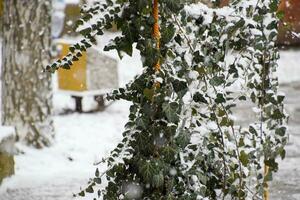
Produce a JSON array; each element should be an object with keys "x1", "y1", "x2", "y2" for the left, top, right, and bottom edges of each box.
[{"x1": 2, "y1": 0, "x2": 54, "y2": 148}]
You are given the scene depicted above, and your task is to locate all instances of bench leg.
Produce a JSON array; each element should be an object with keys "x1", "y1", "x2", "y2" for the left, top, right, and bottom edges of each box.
[
  {"x1": 71, "y1": 96, "x2": 83, "y2": 113},
  {"x1": 94, "y1": 95, "x2": 105, "y2": 111}
]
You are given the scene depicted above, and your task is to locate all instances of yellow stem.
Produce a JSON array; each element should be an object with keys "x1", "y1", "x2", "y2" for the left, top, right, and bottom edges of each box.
[{"x1": 263, "y1": 165, "x2": 269, "y2": 200}]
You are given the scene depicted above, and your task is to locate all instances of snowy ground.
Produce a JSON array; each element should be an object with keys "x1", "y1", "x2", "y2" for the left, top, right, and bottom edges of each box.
[
  {"x1": 0, "y1": 34, "x2": 143, "y2": 199},
  {"x1": 0, "y1": 100, "x2": 131, "y2": 200},
  {"x1": 0, "y1": 37, "x2": 300, "y2": 199}
]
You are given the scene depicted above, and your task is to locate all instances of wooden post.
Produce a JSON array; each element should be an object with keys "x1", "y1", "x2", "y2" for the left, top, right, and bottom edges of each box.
[
  {"x1": 0, "y1": 0, "x2": 2, "y2": 17},
  {"x1": 94, "y1": 95, "x2": 105, "y2": 111},
  {"x1": 71, "y1": 96, "x2": 83, "y2": 113},
  {"x1": 263, "y1": 165, "x2": 269, "y2": 200}
]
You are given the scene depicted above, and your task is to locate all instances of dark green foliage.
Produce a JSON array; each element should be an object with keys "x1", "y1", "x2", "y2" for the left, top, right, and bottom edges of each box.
[{"x1": 48, "y1": 0, "x2": 288, "y2": 199}]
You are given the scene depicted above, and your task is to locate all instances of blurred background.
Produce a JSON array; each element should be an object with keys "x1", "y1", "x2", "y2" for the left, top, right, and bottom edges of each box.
[{"x1": 0, "y1": 0, "x2": 299, "y2": 199}]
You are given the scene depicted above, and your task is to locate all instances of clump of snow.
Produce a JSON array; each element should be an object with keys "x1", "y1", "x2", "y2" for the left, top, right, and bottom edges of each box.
[
  {"x1": 291, "y1": 32, "x2": 300, "y2": 39},
  {"x1": 0, "y1": 126, "x2": 15, "y2": 142},
  {"x1": 0, "y1": 126, "x2": 15, "y2": 156}
]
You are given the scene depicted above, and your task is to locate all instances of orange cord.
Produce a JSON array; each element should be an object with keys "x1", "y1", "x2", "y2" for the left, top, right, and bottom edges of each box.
[{"x1": 153, "y1": 0, "x2": 161, "y2": 72}]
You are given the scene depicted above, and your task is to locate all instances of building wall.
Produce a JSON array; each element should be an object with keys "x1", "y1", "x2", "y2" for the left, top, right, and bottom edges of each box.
[{"x1": 278, "y1": 0, "x2": 300, "y2": 45}]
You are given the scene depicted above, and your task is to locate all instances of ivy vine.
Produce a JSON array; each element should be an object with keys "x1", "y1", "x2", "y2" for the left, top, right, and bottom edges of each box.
[{"x1": 48, "y1": 0, "x2": 288, "y2": 199}]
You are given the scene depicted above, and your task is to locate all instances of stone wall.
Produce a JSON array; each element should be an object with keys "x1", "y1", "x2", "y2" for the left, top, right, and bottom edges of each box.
[{"x1": 278, "y1": 0, "x2": 300, "y2": 45}]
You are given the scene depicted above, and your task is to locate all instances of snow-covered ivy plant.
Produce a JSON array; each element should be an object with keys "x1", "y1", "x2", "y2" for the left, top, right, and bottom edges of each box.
[{"x1": 47, "y1": 0, "x2": 288, "y2": 199}]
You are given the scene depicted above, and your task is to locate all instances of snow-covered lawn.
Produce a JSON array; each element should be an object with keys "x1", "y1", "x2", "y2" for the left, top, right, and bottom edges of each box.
[
  {"x1": 0, "y1": 100, "x2": 130, "y2": 199},
  {"x1": 0, "y1": 35, "x2": 143, "y2": 199}
]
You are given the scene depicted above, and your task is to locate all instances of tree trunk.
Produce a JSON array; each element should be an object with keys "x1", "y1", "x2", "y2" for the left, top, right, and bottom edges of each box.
[
  {"x1": 0, "y1": 0, "x2": 3, "y2": 38},
  {"x1": 2, "y1": 0, "x2": 54, "y2": 148}
]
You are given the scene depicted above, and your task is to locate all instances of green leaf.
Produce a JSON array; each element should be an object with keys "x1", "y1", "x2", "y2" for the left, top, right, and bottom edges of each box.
[
  {"x1": 69, "y1": 46, "x2": 75, "y2": 53},
  {"x1": 95, "y1": 168, "x2": 99, "y2": 177},
  {"x1": 143, "y1": 88, "x2": 154, "y2": 101},
  {"x1": 152, "y1": 172, "x2": 164, "y2": 188},
  {"x1": 220, "y1": 117, "x2": 233, "y2": 127},
  {"x1": 239, "y1": 150, "x2": 249, "y2": 167},
  {"x1": 162, "y1": 102, "x2": 180, "y2": 123},
  {"x1": 276, "y1": 10, "x2": 285, "y2": 20},
  {"x1": 238, "y1": 96, "x2": 246, "y2": 101},
  {"x1": 139, "y1": 161, "x2": 157, "y2": 183},
  {"x1": 172, "y1": 79, "x2": 188, "y2": 98},
  {"x1": 277, "y1": 94, "x2": 285, "y2": 104},
  {"x1": 136, "y1": 117, "x2": 148, "y2": 129},
  {"x1": 78, "y1": 191, "x2": 85, "y2": 197},
  {"x1": 209, "y1": 76, "x2": 225, "y2": 86},
  {"x1": 266, "y1": 20, "x2": 277, "y2": 30},
  {"x1": 215, "y1": 93, "x2": 226, "y2": 104},
  {"x1": 271, "y1": 109, "x2": 285, "y2": 119},
  {"x1": 269, "y1": 1, "x2": 278, "y2": 12},
  {"x1": 275, "y1": 127, "x2": 286, "y2": 137},
  {"x1": 193, "y1": 92, "x2": 208, "y2": 104},
  {"x1": 249, "y1": 126, "x2": 258, "y2": 136},
  {"x1": 161, "y1": 24, "x2": 176, "y2": 44},
  {"x1": 162, "y1": 146, "x2": 177, "y2": 162},
  {"x1": 86, "y1": 185, "x2": 94, "y2": 193},
  {"x1": 263, "y1": 159, "x2": 277, "y2": 181},
  {"x1": 163, "y1": 0, "x2": 183, "y2": 12},
  {"x1": 94, "y1": 178, "x2": 102, "y2": 184}
]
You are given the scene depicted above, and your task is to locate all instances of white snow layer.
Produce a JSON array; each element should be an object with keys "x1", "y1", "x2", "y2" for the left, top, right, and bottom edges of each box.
[{"x1": 0, "y1": 126, "x2": 14, "y2": 142}]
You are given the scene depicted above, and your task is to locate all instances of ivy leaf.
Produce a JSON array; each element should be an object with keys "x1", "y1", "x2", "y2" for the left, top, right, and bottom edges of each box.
[
  {"x1": 276, "y1": 10, "x2": 285, "y2": 20},
  {"x1": 239, "y1": 150, "x2": 249, "y2": 167},
  {"x1": 264, "y1": 159, "x2": 278, "y2": 179},
  {"x1": 139, "y1": 161, "x2": 157, "y2": 183},
  {"x1": 163, "y1": 0, "x2": 183, "y2": 12},
  {"x1": 175, "y1": 130, "x2": 190, "y2": 148},
  {"x1": 275, "y1": 127, "x2": 286, "y2": 137},
  {"x1": 209, "y1": 76, "x2": 225, "y2": 86},
  {"x1": 238, "y1": 96, "x2": 247, "y2": 101},
  {"x1": 277, "y1": 94, "x2": 285, "y2": 104},
  {"x1": 162, "y1": 146, "x2": 177, "y2": 162},
  {"x1": 172, "y1": 79, "x2": 188, "y2": 98},
  {"x1": 220, "y1": 117, "x2": 233, "y2": 127},
  {"x1": 193, "y1": 92, "x2": 208, "y2": 104},
  {"x1": 215, "y1": 93, "x2": 226, "y2": 104},
  {"x1": 86, "y1": 185, "x2": 94, "y2": 193},
  {"x1": 152, "y1": 172, "x2": 164, "y2": 188},
  {"x1": 136, "y1": 117, "x2": 148, "y2": 129},
  {"x1": 161, "y1": 24, "x2": 176, "y2": 44},
  {"x1": 270, "y1": 1, "x2": 278, "y2": 12},
  {"x1": 95, "y1": 168, "x2": 99, "y2": 177},
  {"x1": 279, "y1": 147, "x2": 286, "y2": 160},
  {"x1": 78, "y1": 191, "x2": 85, "y2": 197},
  {"x1": 94, "y1": 178, "x2": 102, "y2": 184},
  {"x1": 271, "y1": 109, "x2": 285, "y2": 120},
  {"x1": 143, "y1": 88, "x2": 154, "y2": 101},
  {"x1": 249, "y1": 126, "x2": 258, "y2": 136},
  {"x1": 162, "y1": 102, "x2": 180, "y2": 123}
]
